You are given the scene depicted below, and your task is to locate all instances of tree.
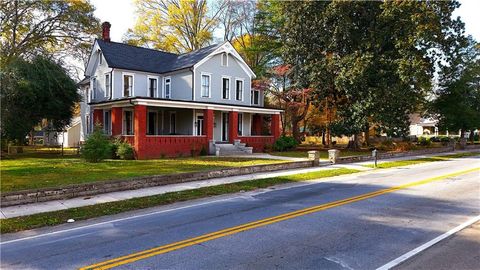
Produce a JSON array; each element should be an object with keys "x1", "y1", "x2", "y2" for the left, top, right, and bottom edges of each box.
[
  {"x1": 0, "y1": 0, "x2": 99, "y2": 67},
  {"x1": 1, "y1": 56, "x2": 80, "y2": 144},
  {"x1": 125, "y1": 0, "x2": 223, "y2": 53},
  {"x1": 271, "y1": 0, "x2": 467, "y2": 148},
  {"x1": 432, "y1": 40, "x2": 480, "y2": 138}
]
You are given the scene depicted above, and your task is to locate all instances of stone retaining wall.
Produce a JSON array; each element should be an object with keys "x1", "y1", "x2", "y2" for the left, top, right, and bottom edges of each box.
[{"x1": 1, "y1": 160, "x2": 314, "y2": 207}]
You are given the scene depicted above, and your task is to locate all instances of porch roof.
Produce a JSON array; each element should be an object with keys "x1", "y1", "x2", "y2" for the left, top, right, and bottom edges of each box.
[{"x1": 89, "y1": 97, "x2": 282, "y2": 114}]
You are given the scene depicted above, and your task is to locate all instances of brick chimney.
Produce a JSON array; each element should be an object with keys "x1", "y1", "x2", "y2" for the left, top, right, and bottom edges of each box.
[{"x1": 102, "y1": 21, "x2": 111, "y2": 42}]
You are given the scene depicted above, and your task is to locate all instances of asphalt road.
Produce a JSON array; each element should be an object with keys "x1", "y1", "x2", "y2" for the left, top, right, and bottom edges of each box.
[
  {"x1": 394, "y1": 222, "x2": 480, "y2": 270},
  {"x1": 1, "y1": 156, "x2": 479, "y2": 270}
]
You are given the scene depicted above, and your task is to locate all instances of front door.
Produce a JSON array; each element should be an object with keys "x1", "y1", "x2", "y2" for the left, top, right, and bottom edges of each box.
[
  {"x1": 196, "y1": 114, "x2": 204, "y2": 136},
  {"x1": 222, "y1": 112, "x2": 229, "y2": 142}
]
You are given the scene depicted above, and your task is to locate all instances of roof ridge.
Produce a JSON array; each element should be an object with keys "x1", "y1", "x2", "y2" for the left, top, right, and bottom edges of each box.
[{"x1": 96, "y1": 39, "x2": 178, "y2": 56}]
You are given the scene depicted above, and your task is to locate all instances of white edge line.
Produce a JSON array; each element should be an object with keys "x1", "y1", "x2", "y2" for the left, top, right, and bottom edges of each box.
[
  {"x1": 0, "y1": 197, "x2": 237, "y2": 245},
  {"x1": 376, "y1": 214, "x2": 480, "y2": 270}
]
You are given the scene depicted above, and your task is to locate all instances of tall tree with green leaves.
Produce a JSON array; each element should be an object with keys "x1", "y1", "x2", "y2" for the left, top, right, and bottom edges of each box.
[
  {"x1": 267, "y1": 0, "x2": 467, "y2": 147},
  {"x1": 1, "y1": 56, "x2": 80, "y2": 144},
  {"x1": 125, "y1": 0, "x2": 223, "y2": 53},
  {"x1": 0, "y1": 0, "x2": 99, "y2": 67},
  {"x1": 432, "y1": 39, "x2": 480, "y2": 138}
]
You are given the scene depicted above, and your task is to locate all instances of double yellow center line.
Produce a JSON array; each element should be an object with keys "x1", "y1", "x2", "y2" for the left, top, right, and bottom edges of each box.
[{"x1": 80, "y1": 168, "x2": 479, "y2": 270}]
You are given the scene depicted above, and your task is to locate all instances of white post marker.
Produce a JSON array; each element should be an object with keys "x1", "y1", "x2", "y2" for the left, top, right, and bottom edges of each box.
[{"x1": 376, "y1": 215, "x2": 480, "y2": 270}]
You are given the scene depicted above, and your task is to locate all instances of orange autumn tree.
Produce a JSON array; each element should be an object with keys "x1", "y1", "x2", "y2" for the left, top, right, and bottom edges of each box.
[{"x1": 258, "y1": 65, "x2": 312, "y2": 141}]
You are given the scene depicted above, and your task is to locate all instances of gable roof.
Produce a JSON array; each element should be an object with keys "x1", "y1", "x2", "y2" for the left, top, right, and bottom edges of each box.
[{"x1": 96, "y1": 39, "x2": 223, "y2": 74}]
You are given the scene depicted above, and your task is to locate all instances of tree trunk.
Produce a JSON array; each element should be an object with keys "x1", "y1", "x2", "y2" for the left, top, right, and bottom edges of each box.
[
  {"x1": 292, "y1": 119, "x2": 301, "y2": 142},
  {"x1": 346, "y1": 134, "x2": 360, "y2": 150},
  {"x1": 322, "y1": 129, "x2": 326, "y2": 146},
  {"x1": 364, "y1": 123, "x2": 370, "y2": 146},
  {"x1": 469, "y1": 129, "x2": 474, "y2": 143}
]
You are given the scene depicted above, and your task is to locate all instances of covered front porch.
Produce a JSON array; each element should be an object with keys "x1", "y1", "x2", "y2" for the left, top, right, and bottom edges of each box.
[{"x1": 91, "y1": 98, "x2": 281, "y2": 159}]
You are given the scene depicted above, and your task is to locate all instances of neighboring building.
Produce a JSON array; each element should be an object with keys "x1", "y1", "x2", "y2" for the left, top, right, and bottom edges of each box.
[
  {"x1": 43, "y1": 117, "x2": 82, "y2": 147},
  {"x1": 409, "y1": 114, "x2": 438, "y2": 137},
  {"x1": 80, "y1": 22, "x2": 281, "y2": 159}
]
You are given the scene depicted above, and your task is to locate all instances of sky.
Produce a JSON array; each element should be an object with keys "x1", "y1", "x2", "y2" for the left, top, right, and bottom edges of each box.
[{"x1": 90, "y1": 0, "x2": 480, "y2": 43}]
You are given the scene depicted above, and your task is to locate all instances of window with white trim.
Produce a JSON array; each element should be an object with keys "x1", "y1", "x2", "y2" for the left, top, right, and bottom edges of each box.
[
  {"x1": 222, "y1": 77, "x2": 230, "y2": 99},
  {"x1": 123, "y1": 110, "x2": 134, "y2": 135},
  {"x1": 123, "y1": 75, "x2": 133, "y2": 97},
  {"x1": 251, "y1": 90, "x2": 260, "y2": 105},
  {"x1": 91, "y1": 77, "x2": 97, "y2": 100},
  {"x1": 201, "y1": 74, "x2": 210, "y2": 97},
  {"x1": 164, "y1": 77, "x2": 171, "y2": 99},
  {"x1": 99, "y1": 51, "x2": 103, "y2": 65},
  {"x1": 104, "y1": 110, "x2": 111, "y2": 135},
  {"x1": 86, "y1": 115, "x2": 91, "y2": 134},
  {"x1": 238, "y1": 113, "x2": 243, "y2": 136},
  {"x1": 148, "y1": 78, "x2": 157, "y2": 98},
  {"x1": 236, "y1": 79, "x2": 243, "y2": 101},
  {"x1": 221, "y1": 52, "x2": 228, "y2": 66},
  {"x1": 105, "y1": 74, "x2": 111, "y2": 98},
  {"x1": 169, "y1": 112, "x2": 176, "y2": 134}
]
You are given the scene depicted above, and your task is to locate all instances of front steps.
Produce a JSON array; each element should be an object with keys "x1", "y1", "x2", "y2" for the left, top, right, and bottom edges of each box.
[{"x1": 213, "y1": 140, "x2": 253, "y2": 156}]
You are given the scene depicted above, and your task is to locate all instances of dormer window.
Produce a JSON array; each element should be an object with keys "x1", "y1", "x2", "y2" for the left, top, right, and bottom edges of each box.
[{"x1": 221, "y1": 53, "x2": 228, "y2": 66}]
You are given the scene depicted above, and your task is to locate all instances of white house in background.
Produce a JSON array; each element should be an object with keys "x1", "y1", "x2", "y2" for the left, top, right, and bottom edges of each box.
[{"x1": 409, "y1": 114, "x2": 438, "y2": 136}]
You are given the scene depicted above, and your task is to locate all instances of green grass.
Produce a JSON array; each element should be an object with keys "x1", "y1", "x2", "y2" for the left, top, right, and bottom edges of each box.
[
  {"x1": 0, "y1": 168, "x2": 359, "y2": 234},
  {"x1": 365, "y1": 152, "x2": 479, "y2": 169},
  {"x1": 271, "y1": 150, "x2": 370, "y2": 159},
  {"x1": 1, "y1": 155, "x2": 286, "y2": 192}
]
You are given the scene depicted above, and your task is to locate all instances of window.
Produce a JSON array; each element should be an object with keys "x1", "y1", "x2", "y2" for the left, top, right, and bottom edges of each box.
[
  {"x1": 123, "y1": 74, "x2": 133, "y2": 97},
  {"x1": 251, "y1": 90, "x2": 259, "y2": 105},
  {"x1": 148, "y1": 78, "x2": 157, "y2": 98},
  {"x1": 236, "y1": 80, "x2": 243, "y2": 101},
  {"x1": 105, "y1": 74, "x2": 111, "y2": 98},
  {"x1": 201, "y1": 74, "x2": 210, "y2": 97},
  {"x1": 169, "y1": 112, "x2": 176, "y2": 134},
  {"x1": 147, "y1": 111, "x2": 157, "y2": 135},
  {"x1": 91, "y1": 77, "x2": 97, "y2": 100},
  {"x1": 221, "y1": 52, "x2": 228, "y2": 66},
  {"x1": 99, "y1": 51, "x2": 103, "y2": 65},
  {"x1": 104, "y1": 110, "x2": 111, "y2": 135},
  {"x1": 123, "y1": 110, "x2": 134, "y2": 135},
  {"x1": 238, "y1": 113, "x2": 243, "y2": 136},
  {"x1": 164, "y1": 77, "x2": 171, "y2": 99},
  {"x1": 222, "y1": 77, "x2": 230, "y2": 99}
]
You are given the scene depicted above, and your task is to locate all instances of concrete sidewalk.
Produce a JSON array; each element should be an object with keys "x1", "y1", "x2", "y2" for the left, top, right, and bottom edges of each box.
[{"x1": 1, "y1": 150, "x2": 477, "y2": 219}]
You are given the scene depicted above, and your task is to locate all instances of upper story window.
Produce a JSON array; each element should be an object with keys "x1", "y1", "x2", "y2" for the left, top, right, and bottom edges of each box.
[
  {"x1": 164, "y1": 77, "x2": 171, "y2": 99},
  {"x1": 251, "y1": 90, "x2": 259, "y2": 105},
  {"x1": 123, "y1": 74, "x2": 133, "y2": 97},
  {"x1": 222, "y1": 77, "x2": 230, "y2": 99},
  {"x1": 221, "y1": 53, "x2": 228, "y2": 66},
  {"x1": 99, "y1": 51, "x2": 103, "y2": 65},
  {"x1": 91, "y1": 77, "x2": 97, "y2": 100},
  {"x1": 236, "y1": 79, "x2": 243, "y2": 101},
  {"x1": 105, "y1": 74, "x2": 111, "y2": 98},
  {"x1": 148, "y1": 77, "x2": 157, "y2": 98},
  {"x1": 201, "y1": 74, "x2": 210, "y2": 98}
]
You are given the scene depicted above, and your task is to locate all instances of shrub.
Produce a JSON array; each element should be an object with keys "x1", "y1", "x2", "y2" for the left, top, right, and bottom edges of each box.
[
  {"x1": 199, "y1": 146, "x2": 207, "y2": 156},
  {"x1": 82, "y1": 127, "x2": 111, "y2": 163},
  {"x1": 116, "y1": 141, "x2": 135, "y2": 160},
  {"x1": 418, "y1": 137, "x2": 431, "y2": 147},
  {"x1": 377, "y1": 139, "x2": 395, "y2": 151},
  {"x1": 273, "y1": 136, "x2": 298, "y2": 152}
]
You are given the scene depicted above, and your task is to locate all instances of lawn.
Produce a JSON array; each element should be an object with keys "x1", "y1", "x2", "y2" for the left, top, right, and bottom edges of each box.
[
  {"x1": 1, "y1": 154, "x2": 286, "y2": 192},
  {"x1": 0, "y1": 168, "x2": 359, "y2": 234},
  {"x1": 271, "y1": 150, "x2": 370, "y2": 159}
]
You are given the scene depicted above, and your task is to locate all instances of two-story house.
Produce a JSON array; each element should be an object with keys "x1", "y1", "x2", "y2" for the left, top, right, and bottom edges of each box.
[{"x1": 80, "y1": 22, "x2": 281, "y2": 159}]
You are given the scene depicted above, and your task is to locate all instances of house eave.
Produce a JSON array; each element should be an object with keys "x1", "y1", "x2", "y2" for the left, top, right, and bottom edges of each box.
[{"x1": 89, "y1": 97, "x2": 282, "y2": 114}]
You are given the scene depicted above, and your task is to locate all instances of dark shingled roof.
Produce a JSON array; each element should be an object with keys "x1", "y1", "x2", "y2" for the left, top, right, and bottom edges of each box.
[{"x1": 96, "y1": 39, "x2": 223, "y2": 74}]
